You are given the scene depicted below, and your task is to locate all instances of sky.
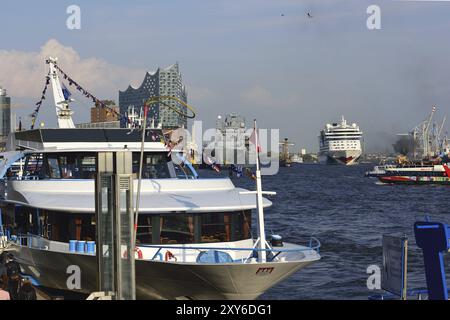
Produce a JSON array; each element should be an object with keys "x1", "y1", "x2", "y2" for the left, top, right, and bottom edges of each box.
[{"x1": 1, "y1": 0, "x2": 450, "y2": 153}]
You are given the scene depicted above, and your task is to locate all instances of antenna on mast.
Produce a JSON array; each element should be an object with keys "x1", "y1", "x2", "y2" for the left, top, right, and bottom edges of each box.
[{"x1": 46, "y1": 57, "x2": 75, "y2": 128}]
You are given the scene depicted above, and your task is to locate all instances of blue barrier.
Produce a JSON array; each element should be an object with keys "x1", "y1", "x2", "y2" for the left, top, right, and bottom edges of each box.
[
  {"x1": 414, "y1": 220, "x2": 450, "y2": 300},
  {"x1": 76, "y1": 240, "x2": 86, "y2": 253},
  {"x1": 69, "y1": 240, "x2": 77, "y2": 252},
  {"x1": 86, "y1": 241, "x2": 95, "y2": 254}
]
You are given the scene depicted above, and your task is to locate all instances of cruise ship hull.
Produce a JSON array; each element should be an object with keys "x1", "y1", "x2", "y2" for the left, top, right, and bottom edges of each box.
[
  {"x1": 8, "y1": 243, "x2": 318, "y2": 300},
  {"x1": 319, "y1": 150, "x2": 362, "y2": 166}
]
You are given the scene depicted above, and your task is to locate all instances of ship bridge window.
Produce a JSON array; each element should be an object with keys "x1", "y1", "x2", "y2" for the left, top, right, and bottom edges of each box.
[
  {"x1": 7, "y1": 152, "x2": 98, "y2": 180},
  {"x1": 23, "y1": 153, "x2": 45, "y2": 179},
  {"x1": 136, "y1": 210, "x2": 251, "y2": 244},
  {"x1": 132, "y1": 152, "x2": 172, "y2": 179},
  {"x1": 47, "y1": 155, "x2": 61, "y2": 179},
  {"x1": 56, "y1": 153, "x2": 97, "y2": 179}
]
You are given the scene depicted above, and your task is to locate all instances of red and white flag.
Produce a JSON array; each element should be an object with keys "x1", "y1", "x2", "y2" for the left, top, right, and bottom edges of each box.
[{"x1": 249, "y1": 128, "x2": 262, "y2": 153}]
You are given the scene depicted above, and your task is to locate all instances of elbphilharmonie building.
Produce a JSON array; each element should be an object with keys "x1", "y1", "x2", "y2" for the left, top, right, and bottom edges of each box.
[{"x1": 119, "y1": 63, "x2": 187, "y2": 129}]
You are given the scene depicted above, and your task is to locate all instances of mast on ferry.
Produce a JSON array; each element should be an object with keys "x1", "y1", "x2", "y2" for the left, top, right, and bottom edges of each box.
[{"x1": 47, "y1": 57, "x2": 75, "y2": 128}]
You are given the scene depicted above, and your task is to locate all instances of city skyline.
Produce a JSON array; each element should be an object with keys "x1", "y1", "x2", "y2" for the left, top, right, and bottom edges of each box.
[{"x1": 1, "y1": 0, "x2": 450, "y2": 152}]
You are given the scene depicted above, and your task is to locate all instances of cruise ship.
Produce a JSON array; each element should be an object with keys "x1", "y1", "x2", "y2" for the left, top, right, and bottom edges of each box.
[
  {"x1": 318, "y1": 116, "x2": 363, "y2": 165},
  {"x1": 0, "y1": 57, "x2": 321, "y2": 300}
]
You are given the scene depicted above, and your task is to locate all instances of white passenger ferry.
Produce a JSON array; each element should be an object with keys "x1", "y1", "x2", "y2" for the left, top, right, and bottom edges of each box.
[{"x1": 0, "y1": 58, "x2": 320, "y2": 300}]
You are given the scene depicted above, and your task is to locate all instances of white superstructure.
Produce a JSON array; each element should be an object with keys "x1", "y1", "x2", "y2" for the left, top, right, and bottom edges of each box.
[{"x1": 318, "y1": 116, "x2": 363, "y2": 165}]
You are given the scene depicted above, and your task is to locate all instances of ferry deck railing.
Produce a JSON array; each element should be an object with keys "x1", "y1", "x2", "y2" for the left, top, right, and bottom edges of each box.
[
  {"x1": 140, "y1": 236, "x2": 321, "y2": 263},
  {"x1": 10, "y1": 233, "x2": 320, "y2": 264}
]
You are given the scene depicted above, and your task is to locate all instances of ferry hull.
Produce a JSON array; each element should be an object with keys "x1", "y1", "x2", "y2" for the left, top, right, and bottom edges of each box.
[
  {"x1": 9, "y1": 244, "x2": 318, "y2": 300},
  {"x1": 378, "y1": 176, "x2": 450, "y2": 185}
]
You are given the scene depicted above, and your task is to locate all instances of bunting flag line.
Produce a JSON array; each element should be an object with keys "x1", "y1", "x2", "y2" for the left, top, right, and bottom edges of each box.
[
  {"x1": 30, "y1": 76, "x2": 50, "y2": 129},
  {"x1": 165, "y1": 136, "x2": 184, "y2": 158},
  {"x1": 245, "y1": 167, "x2": 256, "y2": 180},
  {"x1": 204, "y1": 156, "x2": 221, "y2": 173},
  {"x1": 50, "y1": 61, "x2": 122, "y2": 120},
  {"x1": 33, "y1": 60, "x2": 194, "y2": 140},
  {"x1": 229, "y1": 164, "x2": 243, "y2": 178}
]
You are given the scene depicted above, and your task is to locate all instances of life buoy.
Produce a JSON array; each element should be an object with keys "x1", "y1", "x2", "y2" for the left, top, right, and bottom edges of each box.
[
  {"x1": 123, "y1": 247, "x2": 143, "y2": 259},
  {"x1": 165, "y1": 250, "x2": 177, "y2": 262}
]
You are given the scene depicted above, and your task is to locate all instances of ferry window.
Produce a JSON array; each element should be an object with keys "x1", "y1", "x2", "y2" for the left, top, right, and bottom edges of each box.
[
  {"x1": 132, "y1": 152, "x2": 171, "y2": 179},
  {"x1": 41, "y1": 211, "x2": 95, "y2": 242},
  {"x1": 136, "y1": 211, "x2": 251, "y2": 245},
  {"x1": 160, "y1": 214, "x2": 195, "y2": 244},
  {"x1": 24, "y1": 154, "x2": 44, "y2": 179},
  {"x1": 58, "y1": 154, "x2": 79, "y2": 179},
  {"x1": 201, "y1": 212, "x2": 232, "y2": 243},
  {"x1": 79, "y1": 154, "x2": 96, "y2": 179},
  {"x1": 136, "y1": 215, "x2": 154, "y2": 244},
  {"x1": 47, "y1": 155, "x2": 61, "y2": 179},
  {"x1": 5, "y1": 158, "x2": 25, "y2": 180},
  {"x1": 199, "y1": 211, "x2": 251, "y2": 243}
]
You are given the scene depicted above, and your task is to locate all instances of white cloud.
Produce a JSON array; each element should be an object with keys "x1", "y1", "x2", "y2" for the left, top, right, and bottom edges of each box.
[
  {"x1": 240, "y1": 85, "x2": 274, "y2": 106},
  {"x1": 0, "y1": 39, "x2": 144, "y2": 100},
  {"x1": 186, "y1": 85, "x2": 215, "y2": 102}
]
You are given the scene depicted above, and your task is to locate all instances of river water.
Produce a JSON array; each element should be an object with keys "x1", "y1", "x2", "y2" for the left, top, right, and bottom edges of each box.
[{"x1": 202, "y1": 163, "x2": 450, "y2": 299}]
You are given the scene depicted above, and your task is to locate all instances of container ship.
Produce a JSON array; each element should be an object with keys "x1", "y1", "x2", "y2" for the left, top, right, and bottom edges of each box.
[{"x1": 318, "y1": 116, "x2": 363, "y2": 165}]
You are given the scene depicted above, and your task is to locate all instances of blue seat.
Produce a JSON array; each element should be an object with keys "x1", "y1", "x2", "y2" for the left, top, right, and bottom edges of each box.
[{"x1": 196, "y1": 250, "x2": 233, "y2": 263}]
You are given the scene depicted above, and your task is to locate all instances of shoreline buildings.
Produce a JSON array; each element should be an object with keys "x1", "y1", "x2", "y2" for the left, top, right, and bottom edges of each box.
[
  {"x1": 0, "y1": 87, "x2": 11, "y2": 151},
  {"x1": 76, "y1": 100, "x2": 120, "y2": 129},
  {"x1": 119, "y1": 63, "x2": 187, "y2": 129}
]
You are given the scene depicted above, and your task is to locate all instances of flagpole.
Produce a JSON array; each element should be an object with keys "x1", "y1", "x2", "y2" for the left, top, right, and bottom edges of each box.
[
  {"x1": 133, "y1": 103, "x2": 148, "y2": 249},
  {"x1": 254, "y1": 119, "x2": 266, "y2": 262}
]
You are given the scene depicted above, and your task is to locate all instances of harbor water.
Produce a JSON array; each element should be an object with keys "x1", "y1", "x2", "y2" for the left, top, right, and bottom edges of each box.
[{"x1": 201, "y1": 164, "x2": 450, "y2": 299}]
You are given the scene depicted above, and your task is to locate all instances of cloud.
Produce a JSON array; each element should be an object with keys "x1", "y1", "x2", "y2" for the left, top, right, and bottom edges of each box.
[
  {"x1": 0, "y1": 39, "x2": 144, "y2": 100},
  {"x1": 240, "y1": 85, "x2": 274, "y2": 106},
  {"x1": 186, "y1": 85, "x2": 215, "y2": 102}
]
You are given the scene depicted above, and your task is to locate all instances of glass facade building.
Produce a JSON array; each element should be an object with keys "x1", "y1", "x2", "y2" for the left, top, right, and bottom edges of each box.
[
  {"x1": 119, "y1": 63, "x2": 187, "y2": 129},
  {"x1": 0, "y1": 87, "x2": 11, "y2": 151}
]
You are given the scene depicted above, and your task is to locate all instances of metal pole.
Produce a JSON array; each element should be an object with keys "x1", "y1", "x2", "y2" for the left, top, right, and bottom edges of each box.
[
  {"x1": 133, "y1": 104, "x2": 148, "y2": 247},
  {"x1": 254, "y1": 120, "x2": 266, "y2": 262},
  {"x1": 402, "y1": 238, "x2": 408, "y2": 300}
]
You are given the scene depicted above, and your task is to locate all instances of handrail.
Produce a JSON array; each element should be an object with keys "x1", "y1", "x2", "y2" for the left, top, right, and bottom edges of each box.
[
  {"x1": 144, "y1": 237, "x2": 321, "y2": 261},
  {"x1": 11, "y1": 233, "x2": 321, "y2": 263},
  {"x1": 142, "y1": 244, "x2": 320, "y2": 253},
  {"x1": 13, "y1": 233, "x2": 50, "y2": 250}
]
